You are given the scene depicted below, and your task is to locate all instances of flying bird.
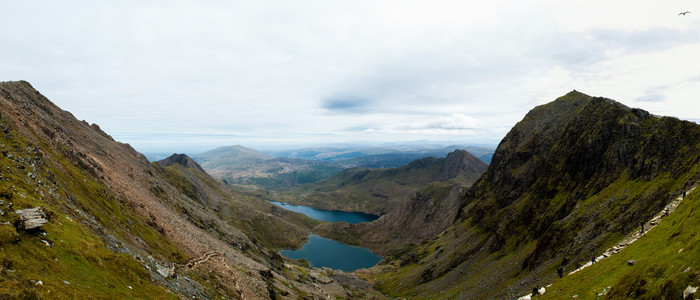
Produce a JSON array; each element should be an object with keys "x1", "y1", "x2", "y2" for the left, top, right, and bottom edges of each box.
[{"x1": 678, "y1": 11, "x2": 691, "y2": 16}]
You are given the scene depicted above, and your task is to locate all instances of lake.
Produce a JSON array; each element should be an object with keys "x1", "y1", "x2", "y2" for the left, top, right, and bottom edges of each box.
[
  {"x1": 281, "y1": 234, "x2": 382, "y2": 272},
  {"x1": 269, "y1": 201, "x2": 379, "y2": 223}
]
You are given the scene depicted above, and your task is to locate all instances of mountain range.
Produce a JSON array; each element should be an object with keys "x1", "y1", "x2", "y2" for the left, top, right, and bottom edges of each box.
[
  {"x1": 273, "y1": 149, "x2": 488, "y2": 216},
  {"x1": 1, "y1": 81, "x2": 698, "y2": 299}
]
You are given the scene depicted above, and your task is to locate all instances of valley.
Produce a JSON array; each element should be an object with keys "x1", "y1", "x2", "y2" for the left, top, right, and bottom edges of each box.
[{"x1": 1, "y1": 81, "x2": 698, "y2": 299}]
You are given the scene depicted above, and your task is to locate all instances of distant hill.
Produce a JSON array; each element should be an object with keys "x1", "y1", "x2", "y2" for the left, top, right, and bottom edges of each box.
[
  {"x1": 193, "y1": 145, "x2": 344, "y2": 190},
  {"x1": 269, "y1": 145, "x2": 495, "y2": 167},
  {"x1": 275, "y1": 150, "x2": 488, "y2": 215},
  {"x1": 193, "y1": 145, "x2": 272, "y2": 169}
]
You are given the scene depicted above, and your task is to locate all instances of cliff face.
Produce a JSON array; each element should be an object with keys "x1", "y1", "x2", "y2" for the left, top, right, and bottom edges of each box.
[
  {"x1": 437, "y1": 149, "x2": 488, "y2": 183},
  {"x1": 369, "y1": 91, "x2": 700, "y2": 299},
  {"x1": 0, "y1": 81, "x2": 381, "y2": 299}
]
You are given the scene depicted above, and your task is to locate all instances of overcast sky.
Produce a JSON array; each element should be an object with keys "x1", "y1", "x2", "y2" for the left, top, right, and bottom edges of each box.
[{"x1": 2, "y1": 1, "x2": 699, "y2": 153}]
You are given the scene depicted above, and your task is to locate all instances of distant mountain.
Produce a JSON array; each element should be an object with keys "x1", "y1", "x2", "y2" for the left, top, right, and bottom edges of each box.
[
  {"x1": 194, "y1": 145, "x2": 272, "y2": 169},
  {"x1": 276, "y1": 150, "x2": 488, "y2": 215},
  {"x1": 193, "y1": 146, "x2": 344, "y2": 190},
  {"x1": 269, "y1": 145, "x2": 495, "y2": 167}
]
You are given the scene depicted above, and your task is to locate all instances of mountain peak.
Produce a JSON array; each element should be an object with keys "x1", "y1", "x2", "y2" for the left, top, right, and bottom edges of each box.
[
  {"x1": 437, "y1": 149, "x2": 489, "y2": 182},
  {"x1": 158, "y1": 153, "x2": 207, "y2": 174}
]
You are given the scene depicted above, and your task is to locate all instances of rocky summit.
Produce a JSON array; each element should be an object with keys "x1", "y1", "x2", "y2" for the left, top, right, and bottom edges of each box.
[{"x1": 360, "y1": 91, "x2": 700, "y2": 299}]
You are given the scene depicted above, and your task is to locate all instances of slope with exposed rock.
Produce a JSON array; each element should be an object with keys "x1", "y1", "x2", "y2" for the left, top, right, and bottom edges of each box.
[
  {"x1": 0, "y1": 81, "x2": 383, "y2": 299},
  {"x1": 362, "y1": 91, "x2": 700, "y2": 299},
  {"x1": 153, "y1": 153, "x2": 319, "y2": 249}
]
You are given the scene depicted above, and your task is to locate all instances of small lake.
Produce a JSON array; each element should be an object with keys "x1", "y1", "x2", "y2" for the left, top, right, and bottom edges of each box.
[
  {"x1": 269, "y1": 201, "x2": 379, "y2": 223},
  {"x1": 281, "y1": 234, "x2": 382, "y2": 272}
]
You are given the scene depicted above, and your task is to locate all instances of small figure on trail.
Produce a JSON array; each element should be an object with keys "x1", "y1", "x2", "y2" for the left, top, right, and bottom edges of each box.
[
  {"x1": 532, "y1": 286, "x2": 540, "y2": 296},
  {"x1": 557, "y1": 266, "x2": 564, "y2": 278},
  {"x1": 683, "y1": 191, "x2": 686, "y2": 198},
  {"x1": 591, "y1": 256, "x2": 596, "y2": 264},
  {"x1": 640, "y1": 221, "x2": 644, "y2": 234},
  {"x1": 665, "y1": 205, "x2": 669, "y2": 216}
]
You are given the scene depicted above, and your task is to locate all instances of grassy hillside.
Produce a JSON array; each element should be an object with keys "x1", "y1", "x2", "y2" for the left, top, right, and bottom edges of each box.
[
  {"x1": 543, "y1": 184, "x2": 699, "y2": 299},
  {"x1": 0, "y1": 81, "x2": 385, "y2": 299},
  {"x1": 360, "y1": 91, "x2": 700, "y2": 299},
  {"x1": 0, "y1": 92, "x2": 178, "y2": 298}
]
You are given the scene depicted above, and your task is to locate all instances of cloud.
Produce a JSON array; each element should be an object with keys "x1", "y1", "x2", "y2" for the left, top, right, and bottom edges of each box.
[
  {"x1": 426, "y1": 114, "x2": 483, "y2": 130},
  {"x1": 1, "y1": 1, "x2": 699, "y2": 152},
  {"x1": 322, "y1": 96, "x2": 372, "y2": 113},
  {"x1": 635, "y1": 86, "x2": 668, "y2": 103},
  {"x1": 363, "y1": 114, "x2": 483, "y2": 136}
]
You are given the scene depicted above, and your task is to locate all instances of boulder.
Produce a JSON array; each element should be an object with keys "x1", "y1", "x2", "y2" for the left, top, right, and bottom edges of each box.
[
  {"x1": 14, "y1": 207, "x2": 48, "y2": 230},
  {"x1": 683, "y1": 285, "x2": 697, "y2": 299}
]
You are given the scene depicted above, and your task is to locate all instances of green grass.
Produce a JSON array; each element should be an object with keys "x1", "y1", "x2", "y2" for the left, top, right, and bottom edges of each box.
[
  {"x1": 0, "y1": 113, "x2": 181, "y2": 298},
  {"x1": 542, "y1": 187, "x2": 700, "y2": 299}
]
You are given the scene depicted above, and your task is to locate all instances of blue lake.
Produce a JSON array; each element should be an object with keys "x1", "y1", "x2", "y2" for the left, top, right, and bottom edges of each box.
[
  {"x1": 281, "y1": 234, "x2": 382, "y2": 272},
  {"x1": 269, "y1": 201, "x2": 379, "y2": 223}
]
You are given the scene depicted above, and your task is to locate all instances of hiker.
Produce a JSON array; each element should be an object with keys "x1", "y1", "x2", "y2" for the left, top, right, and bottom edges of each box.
[
  {"x1": 557, "y1": 266, "x2": 564, "y2": 278},
  {"x1": 683, "y1": 191, "x2": 686, "y2": 198},
  {"x1": 665, "y1": 205, "x2": 669, "y2": 216},
  {"x1": 591, "y1": 256, "x2": 596, "y2": 264},
  {"x1": 532, "y1": 286, "x2": 540, "y2": 296},
  {"x1": 640, "y1": 221, "x2": 644, "y2": 234}
]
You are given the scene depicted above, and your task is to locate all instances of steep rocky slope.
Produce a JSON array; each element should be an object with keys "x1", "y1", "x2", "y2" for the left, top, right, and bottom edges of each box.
[
  {"x1": 364, "y1": 91, "x2": 700, "y2": 299},
  {"x1": 153, "y1": 153, "x2": 319, "y2": 249},
  {"x1": 275, "y1": 150, "x2": 487, "y2": 215},
  {"x1": 0, "y1": 81, "x2": 382, "y2": 299}
]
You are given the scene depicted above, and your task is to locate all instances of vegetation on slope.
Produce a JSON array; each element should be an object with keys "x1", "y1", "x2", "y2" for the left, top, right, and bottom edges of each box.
[
  {"x1": 0, "y1": 107, "x2": 176, "y2": 298},
  {"x1": 543, "y1": 184, "x2": 699, "y2": 299},
  {"x1": 0, "y1": 81, "x2": 384, "y2": 299},
  {"x1": 362, "y1": 91, "x2": 700, "y2": 299}
]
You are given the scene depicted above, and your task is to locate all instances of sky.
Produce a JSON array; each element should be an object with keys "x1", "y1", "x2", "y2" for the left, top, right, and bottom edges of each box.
[{"x1": 2, "y1": 1, "x2": 700, "y2": 153}]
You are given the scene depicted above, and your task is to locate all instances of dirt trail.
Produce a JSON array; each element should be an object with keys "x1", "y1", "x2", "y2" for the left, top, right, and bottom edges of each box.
[
  {"x1": 179, "y1": 251, "x2": 223, "y2": 268},
  {"x1": 569, "y1": 185, "x2": 696, "y2": 276},
  {"x1": 518, "y1": 185, "x2": 696, "y2": 299}
]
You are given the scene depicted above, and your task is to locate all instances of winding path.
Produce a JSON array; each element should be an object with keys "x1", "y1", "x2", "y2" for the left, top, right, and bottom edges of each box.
[
  {"x1": 518, "y1": 185, "x2": 696, "y2": 299},
  {"x1": 178, "y1": 251, "x2": 223, "y2": 268}
]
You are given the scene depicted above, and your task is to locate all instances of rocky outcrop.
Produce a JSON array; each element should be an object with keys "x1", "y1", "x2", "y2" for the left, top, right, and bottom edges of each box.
[
  {"x1": 437, "y1": 149, "x2": 488, "y2": 182},
  {"x1": 158, "y1": 153, "x2": 207, "y2": 174},
  {"x1": 14, "y1": 207, "x2": 48, "y2": 230}
]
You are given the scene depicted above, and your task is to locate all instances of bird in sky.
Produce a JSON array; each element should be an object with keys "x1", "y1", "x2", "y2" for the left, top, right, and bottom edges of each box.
[{"x1": 678, "y1": 11, "x2": 691, "y2": 16}]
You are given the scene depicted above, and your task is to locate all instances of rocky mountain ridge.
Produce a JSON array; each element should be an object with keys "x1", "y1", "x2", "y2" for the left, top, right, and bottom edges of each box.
[
  {"x1": 0, "y1": 81, "x2": 383, "y2": 299},
  {"x1": 362, "y1": 91, "x2": 700, "y2": 299}
]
